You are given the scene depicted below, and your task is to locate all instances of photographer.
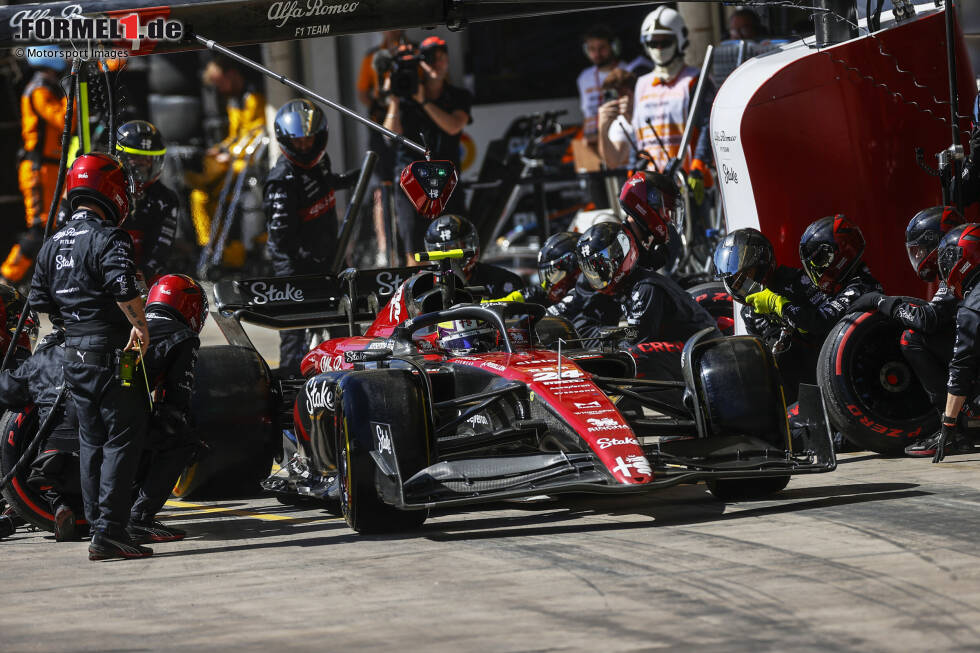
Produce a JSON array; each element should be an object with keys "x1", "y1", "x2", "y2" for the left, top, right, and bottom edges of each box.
[
  {"x1": 383, "y1": 36, "x2": 472, "y2": 263},
  {"x1": 596, "y1": 68, "x2": 637, "y2": 169},
  {"x1": 577, "y1": 25, "x2": 627, "y2": 148}
]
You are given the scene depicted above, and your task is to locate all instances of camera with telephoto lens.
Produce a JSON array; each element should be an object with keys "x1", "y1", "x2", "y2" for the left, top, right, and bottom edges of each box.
[{"x1": 390, "y1": 44, "x2": 432, "y2": 101}]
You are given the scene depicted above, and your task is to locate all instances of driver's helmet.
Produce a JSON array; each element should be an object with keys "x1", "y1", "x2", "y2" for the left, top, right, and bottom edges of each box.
[
  {"x1": 115, "y1": 120, "x2": 166, "y2": 200},
  {"x1": 713, "y1": 228, "x2": 775, "y2": 303},
  {"x1": 576, "y1": 222, "x2": 638, "y2": 295},
  {"x1": 799, "y1": 214, "x2": 865, "y2": 295},
  {"x1": 905, "y1": 206, "x2": 965, "y2": 282},
  {"x1": 425, "y1": 214, "x2": 480, "y2": 275},
  {"x1": 538, "y1": 232, "x2": 580, "y2": 303},
  {"x1": 437, "y1": 318, "x2": 497, "y2": 354}
]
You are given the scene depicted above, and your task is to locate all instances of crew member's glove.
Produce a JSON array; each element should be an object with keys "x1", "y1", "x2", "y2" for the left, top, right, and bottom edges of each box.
[
  {"x1": 688, "y1": 169, "x2": 705, "y2": 206},
  {"x1": 745, "y1": 289, "x2": 788, "y2": 316},
  {"x1": 934, "y1": 414, "x2": 964, "y2": 463},
  {"x1": 848, "y1": 292, "x2": 885, "y2": 314}
]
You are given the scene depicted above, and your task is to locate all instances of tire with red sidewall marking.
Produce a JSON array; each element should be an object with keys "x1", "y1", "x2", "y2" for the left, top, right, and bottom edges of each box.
[
  {"x1": 687, "y1": 282, "x2": 734, "y2": 336},
  {"x1": 0, "y1": 408, "x2": 86, "y2": 533},
  {"x1": 818, "y1": 311, "x2": 937, "y2": 454}
]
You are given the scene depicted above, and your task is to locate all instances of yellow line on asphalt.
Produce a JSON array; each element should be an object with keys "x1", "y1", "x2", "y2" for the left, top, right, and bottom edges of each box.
[{"x1": 163, "y1": 499, "x2": 341, "y2": 524}]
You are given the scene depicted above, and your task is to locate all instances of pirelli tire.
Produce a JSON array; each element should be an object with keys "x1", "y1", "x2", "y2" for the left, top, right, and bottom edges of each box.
[
  {"x1": 818, "y1": 311, "x2": 936, "y2": 455},
  {"x1": 687, "y1": 282, "x2": 734, "y2": 336},
  {"x1": 172, "y1": 345, "x2": 277, "y2": 498},
  {"x1": 0, "y1": 408, "x2": 84, "y2": 533},
  {"x1": 337, "y1": 369, "x2": 431, "y2": 534}
]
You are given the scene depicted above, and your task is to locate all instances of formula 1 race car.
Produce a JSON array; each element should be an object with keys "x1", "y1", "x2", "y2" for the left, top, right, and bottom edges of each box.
[{"x1": 212, "y1": 251, "x2": 835, "y2": 534}]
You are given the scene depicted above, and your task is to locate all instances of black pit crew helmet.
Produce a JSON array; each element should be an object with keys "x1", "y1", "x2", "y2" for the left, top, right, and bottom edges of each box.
[
  {"x1": 274, "y1": 99, "x2": 328, "y2": 168},
  {"x1": 538, "y1": 232, "x2": 581, "y2": 303},
  {"x1": 577, "y1": 222, "x2": 638, "y2": 295},
  {"x1": 799, "y1": 214, "x2": 865, "y2": 295},
  {"x1": 938, "y1": 223, "x2": 980, "y2": 298},
  {"x1": 425, "y1": 214, "x2": 480, "y2": 275},
  {"x1": 713, "y1": 227, "x2": 775, "y2": 303},
  {"x1": 906, "y1": 206, "x2": 965, "y2": 282},
  {"x1": 115, "y1": 120, "x2": 166, "y2": 200}
]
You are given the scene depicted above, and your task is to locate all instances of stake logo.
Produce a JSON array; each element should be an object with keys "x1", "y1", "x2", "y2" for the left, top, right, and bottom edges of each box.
[{"x1": 13, "y1": 6, "x2": 183, "y2": 51}]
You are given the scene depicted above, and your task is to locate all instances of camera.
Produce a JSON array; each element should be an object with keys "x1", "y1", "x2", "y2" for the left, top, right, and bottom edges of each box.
[
  {"x1": 600, "y1": 88, "x2": 619, "y2": 104},
  {"x1": 390, "y1": 44, "x2": 436, "y2": 101}
]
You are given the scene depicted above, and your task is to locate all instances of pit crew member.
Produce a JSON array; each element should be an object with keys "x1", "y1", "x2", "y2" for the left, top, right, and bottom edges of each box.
[
  {"x1": 28, "y1": 153, "x2": 153, "y2": 561},
  {"x1": 577, "y1": 222, "x2": 718, "y2": 380},
  {"x1": 905, "y1": 223, "x2": 980, "y2": 460},
  {"x1": 424, "y1": 215, "x2": 523, "y2": 299},
  {"x1": 3, "y1": 46, "x2": 74, "y2": 286},
  {"x1": 850, "y1": 207, "x2": 964, "y2": 417},
  {"x1": 264, "y1": 99, "x2": 359, "y2": 377},
  {"x1": 540, "y1": 231, "x2": 619, "y2": 343}
]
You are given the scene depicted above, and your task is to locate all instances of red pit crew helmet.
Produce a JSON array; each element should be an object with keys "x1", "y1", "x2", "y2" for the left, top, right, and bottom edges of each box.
[{"x1": 146, "y1": 274, "x2": 209, "y2": 334}]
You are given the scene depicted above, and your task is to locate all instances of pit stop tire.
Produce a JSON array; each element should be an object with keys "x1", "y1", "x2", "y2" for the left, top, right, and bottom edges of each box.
[
  {"x1": 337, "y1": 369, "x2": 431, "y2": 534},
  {"x1": 172, "y1": 345, "x2": 277, "y2": 498},
  {"x1": 818, "y1": 311, "x2": 936, "y2": 455},
  {"x1": 706, "y1": 475, "x2": 790, "y2": 500},
  {"x1": 0, "y1": 408, "x2": 85, "y2": 533},
  {"x1": 687, "y1": 282, "x2": 734, "y2": 336}
]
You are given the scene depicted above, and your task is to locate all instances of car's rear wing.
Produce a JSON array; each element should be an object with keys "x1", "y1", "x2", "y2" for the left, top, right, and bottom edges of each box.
[{"x1": 206, "y1": 265, "x2": 430, "y2": 347}]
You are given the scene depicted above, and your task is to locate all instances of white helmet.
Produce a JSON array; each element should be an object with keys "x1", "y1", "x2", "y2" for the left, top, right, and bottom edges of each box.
[{"x1": 640, "y1": 6, "x2": 688, "y2": 63}]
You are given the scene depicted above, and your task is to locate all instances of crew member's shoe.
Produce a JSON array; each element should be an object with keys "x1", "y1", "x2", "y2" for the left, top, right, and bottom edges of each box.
[
  {"x1": 53, "y1": 504, "x2": 76, "y2": 542},
  {"x1": 905, "y1": 432, "x2": 975, "y2": 458},
  {"x1": 127, "y1": 520, "x2": 186, "y2": 544},
  {"x1": 88, "y1": 531, "x2": 153, "y2": 561}
]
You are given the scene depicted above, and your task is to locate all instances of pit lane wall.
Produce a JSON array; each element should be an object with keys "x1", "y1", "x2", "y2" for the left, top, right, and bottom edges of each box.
[{"x1": 712, "y1": 2, "x2": 977, "y2": 318}]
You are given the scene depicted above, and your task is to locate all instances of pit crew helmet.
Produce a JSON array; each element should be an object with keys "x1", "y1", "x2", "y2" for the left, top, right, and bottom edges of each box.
[
  {"x1": 905, "y1": 206, "x2": 965, "y2": 282},
  {"x1": 274, "y1": 99, "x2": 328, "y2": 168},
  {"x1": 577, "y1": 222, "x2": 638, "y2": 295},
  {"x1": 938, "y1": 223, "x2": 980, "y2": 298},
  {"x1": 640, "y1": 6, "x2": 688, "y2": 65},
  {"x1": 538, "y1": 232, "x2": 581, "y2": 303},
  {"x1": 146, "y1": 274, "x2": 209, "y2": 334},
  {"x1": 799, "y1": 215, "x2": 865, "y2": 295},
  {"x1": 65, "y1": 153, "x2": 133, "y2": 225},
  {"x1": 425, "y1": 214, "x2": 480, "y2": 274},
  {"x1": 115, "y1": 120, "x2": 166, "y2": 200},
  {"x1": 437, "y1": 319, "x2": 497, "y2": 355},
  {"x1": 27, "y1": 45, "x2": 68, "y2": 73},
  {"x1": 713, "y1": 228, "x2": 775, "y2": 303},
  {"x1": 619, "y1": 171, "x2": 675, "y2": 266}
]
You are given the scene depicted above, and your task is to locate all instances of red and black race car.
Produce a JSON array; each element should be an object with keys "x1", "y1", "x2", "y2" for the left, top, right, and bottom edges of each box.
[{"x1": 207, "y1": 251, "x2": 836, "y2": 534}]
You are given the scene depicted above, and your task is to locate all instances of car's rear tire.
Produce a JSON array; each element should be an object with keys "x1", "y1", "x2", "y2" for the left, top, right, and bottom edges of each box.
[
  {"x1": 0, "y1": 408, "x2": 86, "y2": 533},
  {"x1": 818, "y1": 311, "x2": 936, "y2": 455},
  {"x1": 337, "y1": 369, "x2": 431, "y2": 534},
  {"x1": 172, "y1": 345, "x2": 277, "y2": 498},
  {"x1": 687, "y1": 282, "x2": 734, "y2": 336},
  {"x1": 706, "y1": 475, "x2": 790, "y2": 500}
]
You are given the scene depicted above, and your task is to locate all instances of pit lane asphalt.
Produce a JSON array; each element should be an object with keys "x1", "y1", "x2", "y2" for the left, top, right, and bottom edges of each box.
[{"x1": 3, "y1": 324, "x2": 980, "y2": 651}]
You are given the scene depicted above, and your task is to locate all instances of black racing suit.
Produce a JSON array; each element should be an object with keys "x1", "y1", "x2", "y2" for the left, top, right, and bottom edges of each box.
[
  {"x1": 56, "y1": 180, "x2": 179, "y2": 284},
  {"x1": 947, "y1": 282, "x2": 980, "y2": 404},
  {"x1": 264, "y1": 154, "x2": 358, "y2": 376},
  {"x1": 28, "y1": 209, "x2": 148, "y2": 537},
  {"x1": 547, "y1": 277, "x2": 621, "y2": 346},
  {"x1": 744, "y1": 264, "x2": 882, "y2": 403},
  {"x1": 130, "y1": 308, "x2": 200, "y2": 523},
  {"x1": 614, "y1": 267, "x2": 719, "y2": 382},
  {"x1": 880, "y1": 282, "x2": 961, "y2": 413},
  {"x1": 0, "y1": 330, "x2": 81, "y2": 514}
]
